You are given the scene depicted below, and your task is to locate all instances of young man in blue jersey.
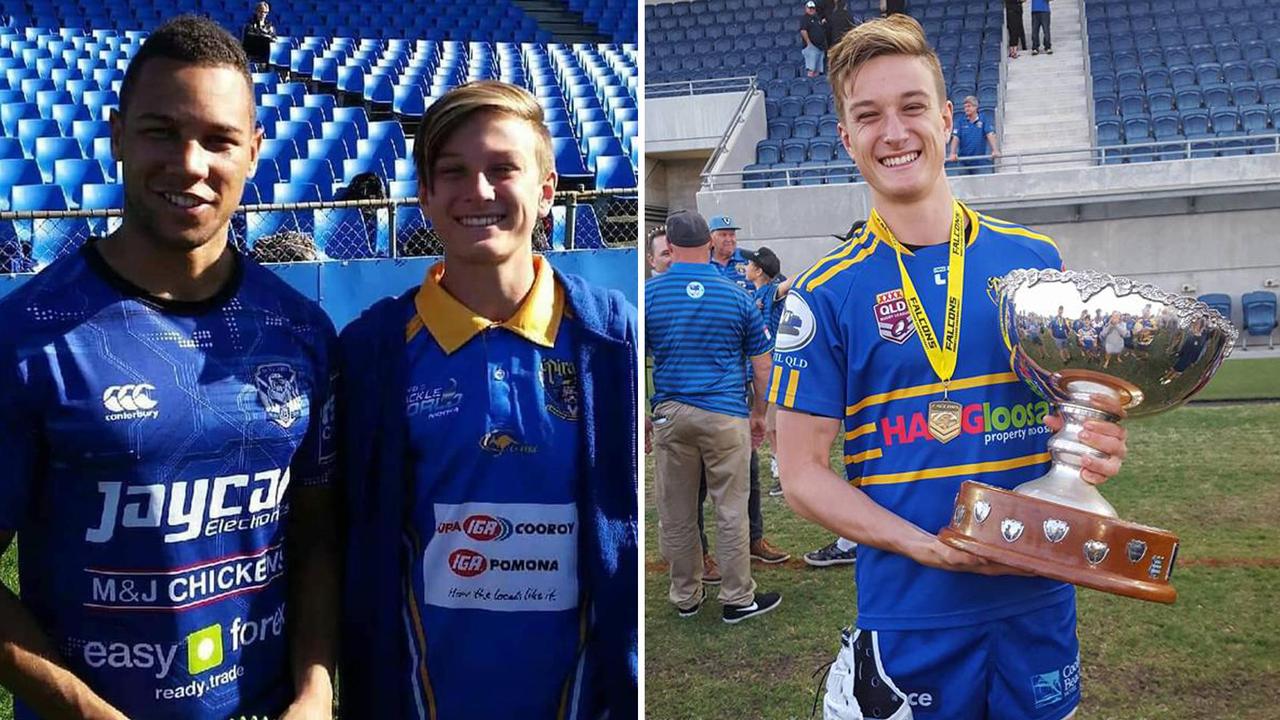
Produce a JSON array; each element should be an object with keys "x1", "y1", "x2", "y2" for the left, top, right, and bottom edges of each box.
[
  {"x1": 337, "y1": 81, "x2": 637, "y2": 719},
  {"x1": 772, "y1": 16, "x2": 1129, "y2": 720},
  {"x1": 0, "y1": 16, "x2": 338, "y2": 720},
  {"x1": 647, "y1": 209, "x2": 782, "y2": 623}
]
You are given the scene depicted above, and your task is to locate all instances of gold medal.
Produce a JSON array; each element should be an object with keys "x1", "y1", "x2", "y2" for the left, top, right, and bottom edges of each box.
[
  {"x1": 927, "y1": 399, "x2": 963, "y2": 444},
  {"x1": 871, "y1": 201, "x2": 971, "y2": 442}
]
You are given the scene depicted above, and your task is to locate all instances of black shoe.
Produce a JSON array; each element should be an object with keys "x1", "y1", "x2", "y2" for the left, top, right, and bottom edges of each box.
[
  {"x1": 677, "y1": 597, "x2": 703, "y2": 618},
  {"x1": 803, "y1": 539, "x2": 858, "y2": 567},
  {"x1": 1032, "y1": 48, "x2": 1040, "y2": 55},
  {"x1": 722, "y1": 591, "x2": 782, "y2": 624},
  {"x1": 768, "y1": 481, "x2": 784, "y2": 497},
  {"x1": 1047, "y1": 48, "x2": 1053, "y2": 54}
]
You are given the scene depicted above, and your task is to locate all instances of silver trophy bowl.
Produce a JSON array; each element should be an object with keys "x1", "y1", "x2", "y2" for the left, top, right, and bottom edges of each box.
[{"x1": 997, "y1": 269, "x2": 1238, "y2": 517}]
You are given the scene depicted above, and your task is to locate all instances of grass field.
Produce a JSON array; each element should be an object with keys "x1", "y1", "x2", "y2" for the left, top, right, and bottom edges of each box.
[{"x1": 645, "y1": 375, "x2": 1280, "y2": 718}]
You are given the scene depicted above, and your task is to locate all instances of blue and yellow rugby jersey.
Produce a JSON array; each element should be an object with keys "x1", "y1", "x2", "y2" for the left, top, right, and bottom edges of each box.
[
  {"x1": 647, "y1": 263, "x2": 772, "y2": 418},
  {"x1": 770, "y1": 204, "x2": 1074, "y2": 630},
  {"x1": 0, "y1": 244, "x2": 336, "y2": 719},
  {"x1": 402, "y1": 257, "x2": 584, "y2": 719}
]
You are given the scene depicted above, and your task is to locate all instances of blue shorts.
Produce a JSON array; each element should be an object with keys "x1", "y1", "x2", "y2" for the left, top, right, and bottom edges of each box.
[{"x1": 823, "y1": 599, "x2": 1080, "y2": 720}]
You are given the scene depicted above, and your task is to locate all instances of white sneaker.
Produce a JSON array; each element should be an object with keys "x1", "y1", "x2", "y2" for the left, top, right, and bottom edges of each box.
[{"x1": 770, "y1": 456, "x2": 780, "y2": 480}]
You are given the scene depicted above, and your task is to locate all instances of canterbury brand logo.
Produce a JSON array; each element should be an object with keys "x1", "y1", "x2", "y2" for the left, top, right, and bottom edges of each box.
[{"x1": 102, "y1": 384, "x2": 159, "y2": 421}]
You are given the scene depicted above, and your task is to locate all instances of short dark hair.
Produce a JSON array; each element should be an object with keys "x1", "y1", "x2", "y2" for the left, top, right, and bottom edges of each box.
[
  {"x1": 645, "y1": 225, "x2": 668, "y2": 256},
  {"x1": 119, "y1": 15, "x2": 253, "y2": 117}
]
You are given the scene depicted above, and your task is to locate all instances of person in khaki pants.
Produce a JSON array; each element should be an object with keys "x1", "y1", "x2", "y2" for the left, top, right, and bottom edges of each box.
[{"x1": 645, "y1": 210, "x2": 783, "y2": 624}]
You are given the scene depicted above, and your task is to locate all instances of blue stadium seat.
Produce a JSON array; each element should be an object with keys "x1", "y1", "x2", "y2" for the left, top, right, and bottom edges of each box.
[
  {"x1": 366, "y1": 121, "x2": 406, "y2": 157},
  {"x1": 11, "y1": 183, "x2": 79, "y2": 269},
  {"x1": 1, "y1": 102, "x2": 40, "y2": 137},
  {"x1": 314, "y1": 206, "x2": 374, "y2": 259},
  {"x1": 756, "y1": 140, "x2": 781, "y2": 165},
  {"x1": 0, "y1": 139, "x2": 24, "y2": 160},
  {"x1": 303, "y1": 93, "x2": 337, "y2": 120},
  {"x1": 1197, "y1": 293, "x2": 1232, "y2": 324},
  {"x1": 264, "y1": 182, "x2": 322, "y2": 238},
  {"x1": 91, "y1": 136, "x2": 117, "y2": 181},
  {"x1": 394, "y1": 205, "x2": 429, "y2": 255},
  {"x1": 33, "y1": 136, "x2": 82, "y2": 183},
  {"x1": 1223, "y1": 61, "x2": 1251, "y2": 84},
  {"x1": 1241, "y1": 290, "x2": 1277, "y2": 348},
  {"x1": 288, "y1": 106, "x2": 326, "y2": 136},
  {"x1": 52, "y1": 158, "x2": 105, "y2": 206},
  {"x1": 306, "y1": 138, "x2": 349, "y2": 169},
  {"x1": 80, "y1": 182, "x2": 123, "y2": 237},
  {"x1": 808, "y1": 138, "x2": 835, "y2": 162},
  {"x1": 1175, "y1": 87, "x2": 1203, "y2": 109},
  {"x1": 1148, "y1": 89, "x2": 1175, "y2": 112},
  {"x1": 781, "y1": 138, "x2": 808, "y2": 163},
  {"x1": 1181, "y1": 109, "x2": 1212, "y2": 136},
  {"x1": 1095, "y1": 96, "x2": 1118, "y2": 117},
  {"x1": 388, "y1": 179, "x2": 417, "y2": 199},
  {"x1": 343, "y1": 156, "x2": 388, "y2": 183},
  {"x1": 1169, "y1": 64, "x2": 1197, "y2": 88},
  {"x1": 289, "y1": 158, "x2": 338, "y2": 201},
  {"x1": 1120, "y1": 92, "x2": 1147, "y2": 116},
  {"x1": 275, "y1": 119, "x2": 315, "y2": 147},
  {"x1": 0, "y1": 159, "x2": 43, "y2": 210},
  {"x1": 1232, "y1": 81, "x2": 1260, "y2": 106},
  {"x1": 767, "y1": 119, "x2": 790, "y2": 139},
  {"x1": 594, "y1": 154, "x2": 635, "y2": 190},
  {"x1": 1211, "y1": 108, "x2": 1241, "y2": 134},
  {"x1": 1203, "y1": 83, "x2": 1231, "y2": 108},
  {"x1": 394, "y1": 157, "x2": 417, "y2": 183},
  {"x1": 550, "y1": 204, "x2": 603, "y2": 249}
]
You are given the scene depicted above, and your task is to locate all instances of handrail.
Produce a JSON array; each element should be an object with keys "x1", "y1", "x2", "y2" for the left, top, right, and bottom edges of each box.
[
  {"x1": 697, "y1": 75, "x2": 760, "y2": 181},
  {"x1": 700, "y1": 133, "x2": 1280, "y2": 189},
  {"x1": 645, "y1": 76, "x2": 755, "y2": 99}
]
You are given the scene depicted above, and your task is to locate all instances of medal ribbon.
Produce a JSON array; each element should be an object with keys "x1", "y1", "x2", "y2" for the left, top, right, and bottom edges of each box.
[{"x1": 870, "y1": 200, "x2": 968, "y2": 397}]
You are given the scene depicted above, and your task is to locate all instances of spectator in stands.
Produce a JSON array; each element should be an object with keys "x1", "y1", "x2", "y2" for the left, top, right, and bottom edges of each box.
[
  {"x1": 0, "y1": 16, "x2": 338, "y2": 720},
  {"x1": 778, "y1": 15, "x2": 1128, "y2": 718},
  {"x1": 827, "y1": 0, "x2": 858, "y2": 46},
  {"x1": 800, "y1": 0, "x2": 830, "y2": 78},
  {"x1": 1005, "y1": 0, "x2": 1027, "y2": 58},
  {"x1": 647, "y1": 224, "x2": 673, "y2": 275},
  {"x1": 338, "y1": 80, "x2": 637, "y2": 718},
  {"x1": 707, "y1": 215, "x2": 791, "y2": 564},
  {"x1": 1030, "y1": 0, "x2": 1052, "y2": 55},
  {"x1": 241, "y1": 1, "x2": 275, "y2": 65},
  {"x1": 647, "y1": 209, "x2": 782, "y2": 624},
  {"x1": 948, "y1": 95, "x2": 1000, "y2": 174}
]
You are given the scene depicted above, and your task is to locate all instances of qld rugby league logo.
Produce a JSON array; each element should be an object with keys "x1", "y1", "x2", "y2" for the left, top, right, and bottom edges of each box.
[
  {"x1": 874, "y1": 289, "x2": 916, "y2": 344},
  {"x1": 254, "y1": 363, "x2": 304, "y2": 429}
]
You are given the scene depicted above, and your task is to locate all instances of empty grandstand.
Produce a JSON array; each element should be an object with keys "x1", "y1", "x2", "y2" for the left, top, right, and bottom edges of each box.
[
  {"x1": 0, "y1": 0, "x2": 638, "y2": 273},
  {"x1": 645, "y1": 0, "x2": 1279, "y2": 345}
]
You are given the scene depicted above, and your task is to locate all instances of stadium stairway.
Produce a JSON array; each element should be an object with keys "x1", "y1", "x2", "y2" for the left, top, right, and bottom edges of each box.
[
  {"x1": 1000, "y1": 0, "x2": 1093, "y2": 170},
  {"x1": 510, "y1": 0, "x2": 611, "y2": 44}
]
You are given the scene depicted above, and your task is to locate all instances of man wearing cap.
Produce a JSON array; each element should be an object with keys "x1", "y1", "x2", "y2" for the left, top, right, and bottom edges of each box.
[
  {"x1": 707, "y1": 215, "x2": 752, "y2": 292},
  {"x1": 646, "y1": 210, "x2": 783, "y2": 624},
  {"x1": 800, "y1": 0, "x2": 830, "y2": 78}
]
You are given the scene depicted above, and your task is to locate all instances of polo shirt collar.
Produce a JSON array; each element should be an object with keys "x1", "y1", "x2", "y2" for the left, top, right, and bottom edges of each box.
[{"x1": 415, "y1": 255, "x2": 564, "y2": 355}]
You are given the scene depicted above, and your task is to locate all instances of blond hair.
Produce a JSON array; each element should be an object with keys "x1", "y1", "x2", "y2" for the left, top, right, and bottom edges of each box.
[
  {"x1": 827, "y1": 14, "x2": 948, "y2": 121},
  {"x1": 412, "y1": 80, "x2": 555, "y2": 187}
]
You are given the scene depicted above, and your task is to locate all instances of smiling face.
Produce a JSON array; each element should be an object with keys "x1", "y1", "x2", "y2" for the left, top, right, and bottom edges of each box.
[
  {"x1": 648, "y1": 233, "x2": 673, "y2": 273},
  {"x1": 111, "y1": 59, "x2": 260, "y2": 253},
  {"x1": 710, "y1": 229, "x2": 737, "y2": 261},
  {"x1": 837, "y1": 54, "x2": 953, "y2": 208},
  {"x1": 419, "y1": 110, "x2": 556, "y2": 267}
]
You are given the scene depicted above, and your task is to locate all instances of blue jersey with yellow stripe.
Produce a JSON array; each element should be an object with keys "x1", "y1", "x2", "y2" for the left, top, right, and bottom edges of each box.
[
  {"x1": 769, "y1": 203, "x2": 1074, "y2": 630},
  {"x1": 400, "y1": 258, "x2": 584, "y2": 719}
]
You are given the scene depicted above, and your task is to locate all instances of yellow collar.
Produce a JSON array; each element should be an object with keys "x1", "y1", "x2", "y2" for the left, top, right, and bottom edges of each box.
[{"x1": 414, "y1": 256, "x2": 564, "y2": 355}]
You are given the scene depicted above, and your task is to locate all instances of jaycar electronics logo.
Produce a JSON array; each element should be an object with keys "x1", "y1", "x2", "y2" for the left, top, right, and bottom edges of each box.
[{"x1": 102, "y1": 383, "x2": 159, "y2": 422}]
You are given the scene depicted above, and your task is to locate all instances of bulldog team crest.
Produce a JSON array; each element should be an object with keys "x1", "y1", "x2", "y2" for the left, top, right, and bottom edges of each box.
[
  {"x1": 255, "y1": 363, "x2": 305, "y2": 428},
  {"x1": 874, "y1": 289, "x2": 916, "y2": 344},
  {"x1": 541, "y1": 358, "x2": 580, "y2": 421}
]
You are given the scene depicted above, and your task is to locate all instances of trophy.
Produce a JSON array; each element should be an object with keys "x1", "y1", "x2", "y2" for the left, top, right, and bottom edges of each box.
[{"x1": 938, "y1": 269, "x2": 1237, "y2": 603}]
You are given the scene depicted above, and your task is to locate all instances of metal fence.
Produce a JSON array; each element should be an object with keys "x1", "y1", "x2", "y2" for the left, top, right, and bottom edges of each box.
[{"x1": 0, "y1": 187, "x2": 638, "y2": 273}]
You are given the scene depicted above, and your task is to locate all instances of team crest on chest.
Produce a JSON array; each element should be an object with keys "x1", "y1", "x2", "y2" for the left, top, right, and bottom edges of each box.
[
  {"x1": 873, "y1": 289, "x2": 916, "y2": 344},
  {"x1": 541, "y1": 358, "x2": 580, "y2": 421},
  {"x1": 255, "y1": 363, "x2": 304, "y2": 428}
]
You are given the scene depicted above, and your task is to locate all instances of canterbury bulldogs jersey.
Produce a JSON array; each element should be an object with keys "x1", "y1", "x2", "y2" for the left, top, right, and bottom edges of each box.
[
  {"x1": 0, "y1": 245, "x2": 336, "y2": 719},
  {"x1": 769, "y1": 204, "x2": 1075, "y2": 630},
  {"x1": 402, "y1": 258, "x2": 583, "y2": 719}
]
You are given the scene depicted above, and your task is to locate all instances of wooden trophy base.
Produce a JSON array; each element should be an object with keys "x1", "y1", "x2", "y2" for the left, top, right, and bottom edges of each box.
[{"x1": 938, "y1": 481, "x2": 1179, "y2": 604}]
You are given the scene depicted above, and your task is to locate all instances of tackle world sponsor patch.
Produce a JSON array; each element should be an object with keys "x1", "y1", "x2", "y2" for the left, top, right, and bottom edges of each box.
[{"x1": 423, "y1": 502, "x2": 578, "y2": 612}]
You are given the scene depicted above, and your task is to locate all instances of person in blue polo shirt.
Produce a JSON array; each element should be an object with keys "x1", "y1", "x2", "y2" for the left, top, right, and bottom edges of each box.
[
  {"x1": 707, "y1": 214, "x2": 753, "y2": 291},
  {"x1": 337, "y1": 81, "x2": 637, "y2": 719},
  {"x1": 948, "y1": 95, "x2": 1000, "y2": 175},
  {"x1": 647, "y1": 210, "x2": 783, "y2": 624},
  {"x1": 779, "y1": 17, "x2": 1129, "y2": 719}
]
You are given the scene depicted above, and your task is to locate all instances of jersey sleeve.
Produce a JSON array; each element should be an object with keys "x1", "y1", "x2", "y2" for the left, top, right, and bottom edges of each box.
[
  {"x1": 767, "y1": 284, "x2": 845, "y2": 418},
  {"x1": 0, "y1": 344, "x2": 38, "y2": 531},
  {"x1": 292, "y1": 315, "x2": 338, "y2": 488}
]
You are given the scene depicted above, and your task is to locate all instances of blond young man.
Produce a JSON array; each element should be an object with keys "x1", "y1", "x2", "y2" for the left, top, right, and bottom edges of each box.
[
  {"x1": 338, "y1": 81, "x2": 637, "y2": 719},
  {"x1": 772, "y1": 16, "x2": 1128, "y2": 720}
]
